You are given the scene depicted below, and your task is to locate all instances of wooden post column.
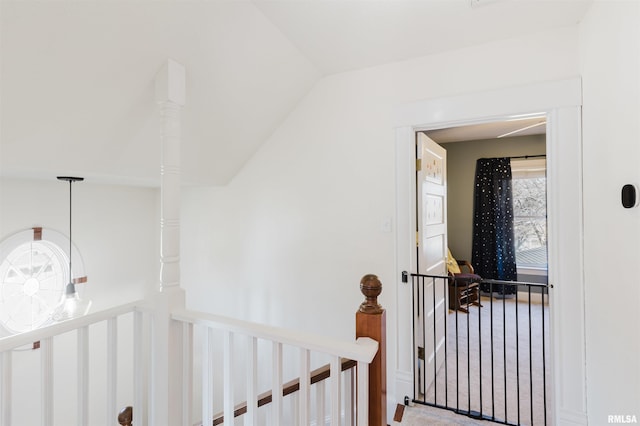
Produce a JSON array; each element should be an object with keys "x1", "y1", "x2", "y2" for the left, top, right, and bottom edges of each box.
[{"x1": 356, "y1": 274, "x2": 387, "y2": 426}]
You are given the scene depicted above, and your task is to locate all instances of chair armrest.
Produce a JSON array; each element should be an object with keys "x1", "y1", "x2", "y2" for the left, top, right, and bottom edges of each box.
[{"x1": 457, "y1": 260, "x2": 475, "y2": 274}]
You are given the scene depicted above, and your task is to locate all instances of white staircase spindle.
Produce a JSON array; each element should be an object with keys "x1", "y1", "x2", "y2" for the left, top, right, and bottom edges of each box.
[
  {"x1": 106, "y1": 319, "x2": 117, "y2": 425},
  {"x1": 134, "y1": 310, "x2": 147, "y2": 426},
  {"x1": 299, "y1": 348, "x2": 310, "y2": 425},
  {"x1": 182, "y1": 322, "x2": 193, "y2": 426},
  {"x1": 344, "y1": 367, "x2": 354, "y2": 426},
  {"x1": 223, "y1": 331, "x2": 234, "y2": 425},
  {"x1": 247, "y1": 336, "x2": 258, "y2": 426},
  {"x1": 315, "y1": 380, "x2": 325, "y2": 426},
  {"x1": 330, "y1": 356, "x2": 341, "y2": 426},
  {"x1": 201, "y1": 327, "x2": 214, "y2": 426},
  {"x1": 40, "y1": 337, "x2": 53, "y2": 426},
  {"x1": 1, "y1": 351, "x2": 11, "y2": 426},
  {"x1": 293, "y1": 393, "x2": 299, "y2": 426},
  {"x1": 356, "y1": 361, "x2": 369, "y2": 426},
  {"x1": 272, "y1": 342, "x2": 283, "y2": 425},
  {"x1": 77, "y1": 326, "x2": 90, "y2": 426}
]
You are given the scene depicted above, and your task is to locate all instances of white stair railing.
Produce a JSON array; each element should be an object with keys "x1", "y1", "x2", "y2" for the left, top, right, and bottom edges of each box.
[
  {"x1": 172, "y1": 308, "x2": 378, "y2": 426},
  {"x1": 0, "y1": 275, "x2": 386, "y2": 426},
  {"x1": 0, "y1": 301, "x2": 147, "y2": 426}
]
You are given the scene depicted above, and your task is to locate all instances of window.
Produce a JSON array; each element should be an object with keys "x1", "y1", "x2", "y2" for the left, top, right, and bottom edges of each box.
[
  {"x1": 511, "y1": 158, "x2": 547, "y2": 272},
  {"x1": 0, "y1": 227, "x2": 85, "y2": 334}
]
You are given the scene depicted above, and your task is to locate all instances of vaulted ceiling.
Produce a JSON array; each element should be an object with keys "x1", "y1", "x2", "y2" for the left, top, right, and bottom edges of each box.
[{"x1": 0, "y1": 0, "x2": 591, "y2": 186}]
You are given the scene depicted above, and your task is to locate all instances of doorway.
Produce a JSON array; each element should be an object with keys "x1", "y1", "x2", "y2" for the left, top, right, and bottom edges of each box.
[
  {"x1": 393, "y1": 79, "x2": 587, "y2": 425},
  {"x1": 425, "y1": 117, "x2": 548, "y2": 286},
  {"x1": 412, "y1": 119, "x2": 550, "y2": 424}
]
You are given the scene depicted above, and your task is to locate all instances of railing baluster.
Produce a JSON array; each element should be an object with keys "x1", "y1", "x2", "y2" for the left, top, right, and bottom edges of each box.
[
  {"x1": 40, "y1": 337, "x2": 53, "y2": 426},
  {"x1": 202, "y1": 327, "x2": 213, "y2": 426},
  {"x1": 466, "y1": 293, "x2": 471, "y2": 413},
  {"x1": 330, "y1": 356, "x2": 340, "y2": 425},
  {"x1": 223, "y1": 331, "x2": 234, "y2": 426},
  {"x1": 502, "y1": 286, "x2": 507, "y2": 422},
  {"x1": 182, "y1": 321, "x2": 193, "y2": 426},
  {"x1": 247, "y1": 336, "x2": 258, "y2": 426},
  {"x1": 477, "y1": 281, "x2": 482, "y2": 418},
  {"x1": 421, "y1": 277, "x2": 426, "y2": 404},
  {"x1": 442, "y1": 278, "x2": 448, "y2": 409},
  {"x1": 455, "y1": 295, "x2": 459, "y2": 413},
  {"x1": 490, "y1": 290, "x2": 495, "y2": 420},
  {"x1": 411, "y1": 275, "x2": 417, "y2": 403},
  {"x1": 315, "y1": 379, "x2": 325, "y2": 426},
  {"x1": 78, "y1": 325, "x2": 90, "y2": 426},
  {"x1": 343, "y1": 367, "x2": 354, "y2": 426},
  {"x1": 1, "y1": 350, "x2": 12, "y2": 426},
  {"x1": 299, "y1": 348, "x2": 310, "y2": 425},
  {"x1": 432, "y1": 277, "x2": 437, "y2": 406},
  {"x1": 356, "y1": 360, "x2": 369, "y2": 426},
  {"x1": 272, "y1": 342, "x2": 283, "y2": 425},
  {"x1": 106, "y1": 319, "x2": 117, "y2": 426},
  {"x1": 291, "y1": 393, "x2": 299, "y2": 425},
  {"x1": 515, "y1": 292, "x2": 521, "y2": 425},
  {"x1": 133, "y1": 310, "x2": 146, "y2": 426},
  {"x1": 529, "y1": 286, "x2": 534, "y2": 426},
  {"x1": 542, "y1": 288, "x2": 548, "y2": 426}
]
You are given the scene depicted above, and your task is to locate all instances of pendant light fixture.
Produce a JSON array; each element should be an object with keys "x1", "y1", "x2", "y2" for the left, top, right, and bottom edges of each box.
[{"x1": 54, "y1": 176, "x2": 91, "y2": 321}]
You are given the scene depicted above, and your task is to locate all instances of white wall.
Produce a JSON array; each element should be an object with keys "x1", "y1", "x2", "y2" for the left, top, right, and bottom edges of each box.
[
  {"x1": 0, "y1": 177, "x2": 159, "y2": 425},
  {"x1": 0, "y1": 178, "x2": 159, "y2": 310},
  {"x1": 580, "y1": 0, "x2": 640, "y2": 421},
  {"x1": 182, "y1": 25, "x2": 581, "y2": 419}
]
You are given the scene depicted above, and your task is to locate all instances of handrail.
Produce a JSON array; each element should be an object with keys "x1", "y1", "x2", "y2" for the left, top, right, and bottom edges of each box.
[
  {"x1": 0, "y1": 300, "x2": 145, "y2": 352},
  {"x1": 172, "y1": 308, "x2": 379, "y2": 363},
  {"x1": 210, "y1": 359, "x2": 357, "y2": 425}
]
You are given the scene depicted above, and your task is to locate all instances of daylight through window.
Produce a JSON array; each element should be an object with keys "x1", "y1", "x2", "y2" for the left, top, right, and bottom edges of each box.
[{"x1": 511, "y1": 158, "x2": 547, "y2": 271}]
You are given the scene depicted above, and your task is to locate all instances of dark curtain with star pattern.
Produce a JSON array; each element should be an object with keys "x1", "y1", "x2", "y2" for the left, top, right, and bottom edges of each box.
[{"x1": 471, "y1": 158, "x2": 517, "y2": 296}]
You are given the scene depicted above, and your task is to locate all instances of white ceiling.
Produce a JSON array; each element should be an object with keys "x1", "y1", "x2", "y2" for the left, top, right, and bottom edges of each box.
[
  {"x1": 0, "y1": 0, "x2": 591, "y2": 186},
  {"x1": 426, "y1": 116, "x2": 547, "y2": 144},
  {"x1": 254, "y1": 0, "x2": 591, "y2": 74}
]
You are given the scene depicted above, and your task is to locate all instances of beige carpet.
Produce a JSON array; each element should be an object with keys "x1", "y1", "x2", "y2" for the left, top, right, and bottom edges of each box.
[
  {"x1": 395, "y1": 403, "x2": 487, "y2": 425},
  {"x1": 414, "y1": 295, "x2": 550, "y2": 426}
]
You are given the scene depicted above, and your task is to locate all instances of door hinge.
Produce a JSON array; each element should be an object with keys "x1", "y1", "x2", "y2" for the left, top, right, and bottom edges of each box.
[
  {"x1": 416, "y1": 158, "x2": 422, "y2": 171},
  {"x1": 416, "y1": 231, "x2": 419, "y2": 247}
]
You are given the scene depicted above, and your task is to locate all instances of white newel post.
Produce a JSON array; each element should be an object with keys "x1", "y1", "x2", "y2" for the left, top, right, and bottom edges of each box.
[{"x1": 151, "y1": 59, "x2": 191, "y2": 426}]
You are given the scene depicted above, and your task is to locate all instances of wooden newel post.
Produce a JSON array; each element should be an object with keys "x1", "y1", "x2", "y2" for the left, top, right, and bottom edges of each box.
[
  {"x1": 118, "y1": 406, "x2": 132, "y2": 426},
  {"x1": 356, "y1": 274, "x2": 387, "y2": 426}
]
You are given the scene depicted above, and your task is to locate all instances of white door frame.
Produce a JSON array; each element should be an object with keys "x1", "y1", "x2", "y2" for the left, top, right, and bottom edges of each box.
[{"x1": 393, "y1": 78, "x2": 588, "y2": 425}]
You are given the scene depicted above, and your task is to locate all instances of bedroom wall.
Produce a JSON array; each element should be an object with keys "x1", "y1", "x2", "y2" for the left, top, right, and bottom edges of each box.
[
  {"x1": 580, "y1": 0, "x2": 640, "y2": 421},
  {"x1": 181, "y1": 25, "x2": 581, "y2": 417}
]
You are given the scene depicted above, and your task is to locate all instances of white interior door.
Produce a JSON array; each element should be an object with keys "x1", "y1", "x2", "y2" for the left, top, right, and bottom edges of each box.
[{"x1": 416, "y1": 132, "x2": 448, "y2": 395}]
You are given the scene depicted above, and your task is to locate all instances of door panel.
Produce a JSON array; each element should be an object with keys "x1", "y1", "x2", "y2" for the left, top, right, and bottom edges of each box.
[
  {"x1": 423, "y1": 235, "x2": 445, "y2": 273},
  {"x1": 416, "y1": 132, "x2": 448, "y2": 396}
]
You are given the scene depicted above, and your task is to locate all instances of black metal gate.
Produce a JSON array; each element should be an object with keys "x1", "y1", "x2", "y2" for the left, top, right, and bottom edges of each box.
[{"x1": 408, "y1": 272, "x2": 550, "y2": 425}]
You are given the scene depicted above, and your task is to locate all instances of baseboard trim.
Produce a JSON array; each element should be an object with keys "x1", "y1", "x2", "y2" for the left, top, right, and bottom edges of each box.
[{"x1": 558, "y1": 408, "x2": 588, "y2": 425}]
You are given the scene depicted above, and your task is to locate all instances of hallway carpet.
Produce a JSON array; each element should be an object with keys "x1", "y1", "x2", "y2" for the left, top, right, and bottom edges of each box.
[{"x1": 395, "y1": 403, "x2": 487, "y2": 425}]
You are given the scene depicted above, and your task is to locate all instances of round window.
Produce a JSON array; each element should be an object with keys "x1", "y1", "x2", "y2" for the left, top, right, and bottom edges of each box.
[{"x1": 0, "y1": 228, "x2": 85, "y2": 334}]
